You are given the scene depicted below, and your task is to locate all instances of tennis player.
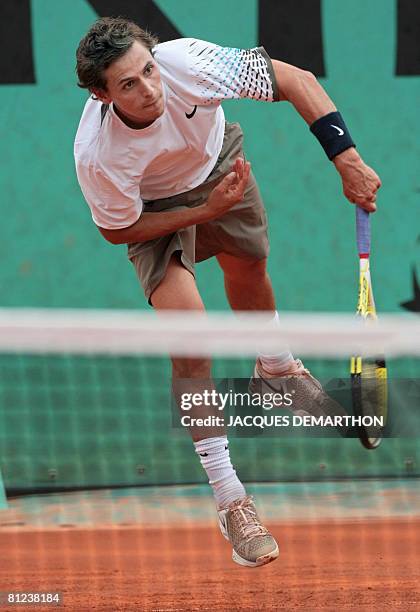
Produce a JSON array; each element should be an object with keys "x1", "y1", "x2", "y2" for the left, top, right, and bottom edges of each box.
[{"x1": 74, "y1": 17, "x2": 381, "y2": 567}]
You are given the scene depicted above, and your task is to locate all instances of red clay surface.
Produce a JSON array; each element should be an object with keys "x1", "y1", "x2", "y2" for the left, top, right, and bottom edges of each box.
[{"x1": 1, "y1": 519, "x2": 419, "y2": 611}]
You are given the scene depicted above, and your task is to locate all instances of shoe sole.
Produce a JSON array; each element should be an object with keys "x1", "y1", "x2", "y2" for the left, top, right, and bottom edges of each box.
[{"x1": 232, "y1": 543, "x2": 279, "y2": 567}]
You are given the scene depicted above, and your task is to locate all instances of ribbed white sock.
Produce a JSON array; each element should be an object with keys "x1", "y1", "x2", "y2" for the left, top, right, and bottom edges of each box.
[
  {"x1": 194, "y1": 436, "x2": 246, "y2": 510},
  {"x1": 258, "y1": 310, "x2": 295, "y2": 374}
]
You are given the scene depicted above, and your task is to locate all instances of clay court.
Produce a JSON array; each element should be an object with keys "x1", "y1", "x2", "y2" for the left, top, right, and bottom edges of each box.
[
  {"x1": 1, "y1": 520, "x2": 419, "y2": 611},
  {"x1": 1, "y1": 482, "x2": 419, "y2": 610}
]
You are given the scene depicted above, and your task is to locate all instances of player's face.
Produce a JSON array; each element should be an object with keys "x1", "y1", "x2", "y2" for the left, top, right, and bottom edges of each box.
[{"x1": 96, "y1": 40, "x2": 164, "y2": 128}]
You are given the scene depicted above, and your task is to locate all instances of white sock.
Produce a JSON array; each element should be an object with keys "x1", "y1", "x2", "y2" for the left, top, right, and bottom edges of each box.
[
  {"x1": 194, "y1": 436, "x2": 246, "y2": 510},
  {"x1": 258, "y1": 311, "x2": 295, "y2": 374}
]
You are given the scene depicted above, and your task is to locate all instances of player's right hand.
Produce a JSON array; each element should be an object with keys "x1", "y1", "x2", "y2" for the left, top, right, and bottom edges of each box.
[
  {"x1": 333, "y1": 149, "x2": 381, "y2": 212},
  {"x1": 204, "y1": 158, "x2": 251, "y2": 220}
]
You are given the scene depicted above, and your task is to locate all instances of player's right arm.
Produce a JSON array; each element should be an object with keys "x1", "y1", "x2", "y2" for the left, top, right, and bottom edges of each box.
[
  {"x1": 270, "y1": 59, "x2": 381, "y2": 211},
  {"x1": 158, "y1": 38, "x2": 380, "y2": 212},
  {"x1": 98, "y1": 158, "x2": 250, "y2": 245}
]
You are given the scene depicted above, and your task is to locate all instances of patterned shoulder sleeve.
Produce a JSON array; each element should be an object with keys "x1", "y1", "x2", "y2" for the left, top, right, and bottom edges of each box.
[{"x1": 155, "y1": 38, "x2": 280, "y2": 105}]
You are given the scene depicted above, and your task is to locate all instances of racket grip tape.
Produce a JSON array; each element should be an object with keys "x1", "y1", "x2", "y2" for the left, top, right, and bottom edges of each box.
[{"x1": 356, "y1": 207, "x2": 371, "y2": 256}]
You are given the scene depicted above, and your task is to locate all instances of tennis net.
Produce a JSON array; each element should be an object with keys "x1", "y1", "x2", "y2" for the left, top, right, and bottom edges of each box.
[{"x1": 0, "y1": 308, "x2": 419, "y2": 493}]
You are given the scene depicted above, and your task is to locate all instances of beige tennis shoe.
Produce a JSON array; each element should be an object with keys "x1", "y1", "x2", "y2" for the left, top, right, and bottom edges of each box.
[
  {"x1": 249, "y1": 358, "x2": 327, "y2": 417},
  {"x1": 218, "y1": 495, "x2": 279, "y2": 567}
]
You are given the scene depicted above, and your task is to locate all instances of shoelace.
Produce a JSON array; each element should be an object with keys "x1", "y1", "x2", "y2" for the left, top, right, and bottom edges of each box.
[
  {"x1": 293, "y1": 360, "x2": 322, "y2": 392},
  {"x1": 294, "y1": 359, "x2": 312, "y2": 378},
  {"x1": 229, "y1": 496, "x2": 269, "y2": 541},
  {"x1": 258, "y1": 359, "x2": 322, "y2": 394},
  {"x1": 258, "y1": 358, "x2": 309, "y2": 379}
]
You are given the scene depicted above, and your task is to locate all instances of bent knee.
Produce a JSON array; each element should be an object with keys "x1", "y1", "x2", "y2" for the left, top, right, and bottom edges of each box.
[{"x1": 220, "y1": 255, "x2": 268, "y2": 281}]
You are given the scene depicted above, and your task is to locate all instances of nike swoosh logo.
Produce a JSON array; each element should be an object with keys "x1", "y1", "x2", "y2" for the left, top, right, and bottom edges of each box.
[
  {"x1": 199, "y1": 452, "x2": 208, "y2": 457},
  {"x1": 331, "y1": 124, "x2": 344, "y2": 136},
  {"x1": 185, "y1": 105, "x2": 197, "y2": 119}
]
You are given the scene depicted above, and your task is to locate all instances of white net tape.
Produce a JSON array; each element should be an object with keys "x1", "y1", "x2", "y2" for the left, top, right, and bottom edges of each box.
[{"x1": 0, "y1": 308, "x2": 418, "y2": 357}]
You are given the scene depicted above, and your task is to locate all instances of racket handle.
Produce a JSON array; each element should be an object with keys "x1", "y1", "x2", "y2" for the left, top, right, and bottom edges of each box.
[{"x1": 356, "y1": 206, "x2": 371, "y2": 256}]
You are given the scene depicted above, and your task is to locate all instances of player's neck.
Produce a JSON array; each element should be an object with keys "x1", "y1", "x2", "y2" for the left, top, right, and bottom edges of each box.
[{"x1": 113, "y1": 103, "x2": 155, "y2": 130}]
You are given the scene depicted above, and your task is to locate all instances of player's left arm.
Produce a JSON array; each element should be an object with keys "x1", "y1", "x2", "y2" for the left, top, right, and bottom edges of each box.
[{"x1": 271, "y1": 59, "x2": 381, "y2": 211}]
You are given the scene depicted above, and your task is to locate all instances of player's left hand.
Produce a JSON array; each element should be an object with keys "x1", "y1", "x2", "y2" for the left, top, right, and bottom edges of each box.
[{"x1": 334, "y1": 148, "x2": 381, "y2": 212}]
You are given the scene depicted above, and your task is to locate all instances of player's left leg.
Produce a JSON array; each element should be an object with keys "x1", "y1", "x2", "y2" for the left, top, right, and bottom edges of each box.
[
  {"x1": 216, "y1": 253, "x2": 275, "y2": 311},
  {"x1": 216, "y1": 252, "x2": 346, "y2": 420},
  {"x1": 216, "y1": 252, "x2": 295, "y2": 372}
]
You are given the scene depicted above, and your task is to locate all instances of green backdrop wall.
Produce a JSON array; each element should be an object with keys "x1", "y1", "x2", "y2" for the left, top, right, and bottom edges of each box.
[{"x1": 1, "y1": 0, "x2": 419, "y2": 312}]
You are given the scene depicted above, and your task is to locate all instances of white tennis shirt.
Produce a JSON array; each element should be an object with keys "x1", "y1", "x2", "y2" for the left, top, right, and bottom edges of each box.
[{"x1": 74, "y1": 38, "x2": 278, "y2": 230}]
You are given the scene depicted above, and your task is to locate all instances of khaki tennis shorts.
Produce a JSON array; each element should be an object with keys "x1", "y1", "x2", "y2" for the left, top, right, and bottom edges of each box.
[{"x1": 128, "y1": 122, "x2": 269, "y2": 301}]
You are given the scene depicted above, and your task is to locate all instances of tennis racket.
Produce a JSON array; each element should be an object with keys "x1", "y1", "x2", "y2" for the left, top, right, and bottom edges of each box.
[{"x1": 350, "y1": 207, "x2": 387, "y2": 449}]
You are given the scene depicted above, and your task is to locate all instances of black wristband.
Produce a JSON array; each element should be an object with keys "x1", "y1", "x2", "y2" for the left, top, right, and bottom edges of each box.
[{"x1": 309, "y1": 111, "x2": 355, "y2": 161}]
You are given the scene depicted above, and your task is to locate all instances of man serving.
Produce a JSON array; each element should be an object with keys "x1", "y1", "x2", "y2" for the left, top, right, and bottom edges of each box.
[{"x1": 75, "y1": 16, "x2": 381, "y2": 567}]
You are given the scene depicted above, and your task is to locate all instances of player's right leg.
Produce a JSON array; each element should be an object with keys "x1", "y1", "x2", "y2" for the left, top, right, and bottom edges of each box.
[{"x1": 150, "y1": 253, "x2": 278, "y2": 566}]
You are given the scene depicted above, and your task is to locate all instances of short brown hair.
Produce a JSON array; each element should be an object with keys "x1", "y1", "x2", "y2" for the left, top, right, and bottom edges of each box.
[{"x1": 76, "y1": 16, "x2": 159, "y2": 91}]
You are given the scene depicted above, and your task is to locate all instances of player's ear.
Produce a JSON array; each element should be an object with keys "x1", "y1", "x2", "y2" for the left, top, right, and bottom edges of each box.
[{"x1": 91, "y1": 88, "x2": 112, "y2": 104}]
